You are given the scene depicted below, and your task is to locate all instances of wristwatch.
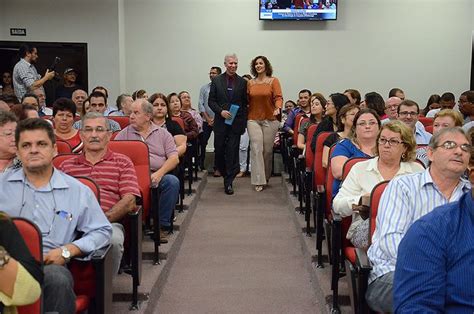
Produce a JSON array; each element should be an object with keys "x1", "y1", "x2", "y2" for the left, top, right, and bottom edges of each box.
[
  {"x1": 0, "y1": 245, "x2": 11, "y2": 269},
  {"x1": 60, "y1": 246, "x2": 71, "y2": 263}
]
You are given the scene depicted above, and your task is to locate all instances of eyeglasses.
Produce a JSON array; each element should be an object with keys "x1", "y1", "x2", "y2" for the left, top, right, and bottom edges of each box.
[
  {"x1": 82, "y1": 127, "x2": 109, "y2": 134},
  {"x1": 435, "y1": 140, "x2": 472, "y2": 153},
  {"x1": 378, "y1": 138, "x2": 404, "y2": 146},
  {"x1": 356, "y1": 121, "x2": 378, "y2": 127},
  {"x1": 398, "y1": 111, "x2": 418, "y2": 117}
]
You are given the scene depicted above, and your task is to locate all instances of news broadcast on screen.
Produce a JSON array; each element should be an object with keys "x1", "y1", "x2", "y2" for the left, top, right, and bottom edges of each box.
[{"x1": 259, "y1": 0, "x2": 337, "y2": 21}]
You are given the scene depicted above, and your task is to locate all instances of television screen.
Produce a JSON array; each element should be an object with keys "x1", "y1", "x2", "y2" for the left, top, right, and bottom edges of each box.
[{"x1": 259, "y1": 0, "x2": 337, "y2": 21}]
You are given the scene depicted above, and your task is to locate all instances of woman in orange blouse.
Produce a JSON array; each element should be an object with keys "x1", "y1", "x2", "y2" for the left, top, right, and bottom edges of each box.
[{"x1": 247, "y1": 56, "x2": 283, "y2": 192}]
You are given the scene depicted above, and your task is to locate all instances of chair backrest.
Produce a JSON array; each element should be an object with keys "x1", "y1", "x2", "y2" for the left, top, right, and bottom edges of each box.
[
  {"x1": 12, "y1": 217, "x2": 43, "y2": 314},
  {"x1": 418, "y1": 117, "x2": 433, "y2": 127},
  {"x1": 304, "y1": 124, "x2": 318, "y2": 169},
  {"x1": 110, "y1": 131, "x2": 120, "y2": 140},
  {"x1": 312, "y1": 131, "x2": 333, "y2": 191},
  {"x1": 324, "y1": 144, "x2": 337, "y2": 218},
  {"x1": 108, "y1": 140, "x2": 151, "y2": 219},
  {"x1": 425, "y1": 125, "x2": 433, "y2": 134},
  {"x1": 171, "y1": 116, "x2": 185, "y2": 131},
  {"x1": 108, "y1": 116, "x2": 130, "y2": 129},
  {"x1": 75, "y1": 176, "x2": 101, "y2": 202},
  {"x1": 56, "y1": 140, "x2": 72, "y2": 154},
  {"x1": 292, "y1": 114, "x2": 306, "y2": 144},
  {"x1": 52, "y1": 153, "x2": 76, "y2": 169},
  {"x1": 342, "y1": 157, "x2": 371, "y2": 181},
  {"x1": 368, "y1": 180, "x2": 390, "y2": 245}
]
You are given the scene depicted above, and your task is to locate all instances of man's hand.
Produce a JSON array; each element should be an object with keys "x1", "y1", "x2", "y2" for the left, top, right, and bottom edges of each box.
[
  {"x1": 44, "y1": 69, "x2": 56, "y2": 81},
  {"x1": 151, "y1": 171, "x2": 163, "y2": 186},
  {"x1": 44, "y1": 248, "x2": 66, "y2": 265},
  {"x1": 273, "y1": 108, "x2": 280, "y2": 116},
  {"x1": 220, "y1": 110, "x2": 232, "y2": 119},
  {"x1": 207, "y1": 117, "x2": 214, "y2": 126}
]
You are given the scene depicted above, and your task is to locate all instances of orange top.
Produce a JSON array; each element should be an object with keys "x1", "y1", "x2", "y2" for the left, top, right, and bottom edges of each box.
[{"x1": 247, "y1": 77, "x2": 283, "y2": 121}]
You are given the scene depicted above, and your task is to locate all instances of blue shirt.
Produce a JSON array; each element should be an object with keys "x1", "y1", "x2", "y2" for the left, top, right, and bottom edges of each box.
[
  {"x1": 367, "y1": 169, "x2": 470, "y2": 283},
  {"x1": 415, "y1": 122, "x2": 432, "y2": 145},
  {"x1": 394, "y1": 191, "x2": 474, "y2": 313},
  {"x1": 0, "y1": 168, "x2": 112, "y2": 256},
  {"x1": 331, "y1": 138, "x2": 371, "y2": 198},
  {"x1": 283, "y1": 107, "x2": 304, "y2": 133},
  {"x1": 198, "y1": 82, "x2": 215, "y2": 119}
]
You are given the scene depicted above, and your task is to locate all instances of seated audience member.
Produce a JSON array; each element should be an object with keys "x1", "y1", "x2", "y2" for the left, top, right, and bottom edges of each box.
[
  {"x1": 1, "y1": 95, "x2": 20, "y2": 109},
  {"x1": 330, "y1": 108, "x2": 380, "y2": 197},
  {"x1": 458, "y1": 90, "x2": 473, "y2": 122},
  {"x1": 59, "y1": 112, "x2": 140, "y2": 274},
  {"x1": 283, "y1": 89, "x2": 312, "y2": 134},
  {"x1": 0, "y1": 111, "x2": 20, "y2": 173},
  {"x1": 426, "y1": 92, "x2": 456, "y2": 117},
  {"x1": 55, "y1": 68, "x2": 81, "y2": 100},
  {"x1": 81, "y1": 98, "x2": 90, "y2": 117},
  {"x1": 280, "y1": 100, "x2": 296, "y2": 129},
  {"x1": 167, "y1": 93, "x2": 199, "y2": 140},
  {"x1": 364, "y1": 92, "x2": 386, "y2": 119},
  {"x1": 73, "y1": 91, "x2": 121, "y2": 132},
  {"x1": 11, "y1": 104, "x2": 39, "y2": 121},
  {"x1": 381, "y1": 96, "x2": 402, "y2": 124},
  {"x1": 109, "y1": 94, "x2": 133, "y2": 116},
  {"x1": 0, "y1": 100, "x2": 9, "y2": 112},
  {"x1": 0, "y1": 118, "x2": 112, "y2": 314},
  {"x1": 179, "y1": 91, "x2": 204, "y2": 133},
  {"x1": 388, "y1": 87, "x2": 405, "y2": 101},
  {"x1": 333, "y1": 121, "x2": 423, "y2": 248},
  {"x1": 71, "y1": 89, "x2": 88, "y2": 116},
  {"x1": 366, "y1": 127, "x2": 471, "y2": 312},
  {"x1": 310, "y1": 93, "x2": 349, "y2": 151},
  {"x1": 0, "y1": 71, "x2": 15, "y2": 97},
  {"x1": 33, "y1": 87, "x2": 52, "y2": 116},
  {"x1": 132, "y1": 89, "x2": 148, "y2": 101},
  {"x1": 297, "y1": 93, "x2": 325, "y2": 150},
  {"x1": 115, "y1": 99, "x2": 179, "y2": 242},
  {"x1": 343, "y1": 89, "x2": 361, "y2": 107},
  {"x1": 52, "y1": 98, "x2": 83, "y2": 153},
  {"x1": 0, "y1": 211, "x2": 42, "y2": 313},
  {"x1": 321, "y1": 104, "x2": 359, "y2": 168},
  {"x1": 397, "y1": 100, "x2": 432, "y2": 144},
  {"x1": 91, "y1": 86, "x2": 114, "y2": 115},
  {"x1": 150, "y1": 93, "x2": 187, "y2": 157},
  {"x1": 421, "y1": 94, "x2": 441, "y2": 117},
  {"x1": 21, "y1": 93, "x2": 40, "y2": 112}
]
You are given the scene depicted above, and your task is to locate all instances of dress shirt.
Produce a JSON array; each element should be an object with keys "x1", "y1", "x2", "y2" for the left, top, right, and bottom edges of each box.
[
  {"x1": 425, "y1": 108, "x2": 441, "y2": 118},
  {"x1": 198, "y1": 82, "x2": 215, "y2": 119},
  {"x1": 12, "y1": 58, "x2": 43, "y2": 101},
  {"x1": 73, "y1": 118, "x2": 121, "y2": 132},
  {"x1": 414, "y1": 122, "x2": 432, "y2": 144},
  {"x1": 394, "y1": 191, "x2": 474, "y2": 313},
  {"x1": 333, "y1": 157, "x2": 424, "y2": 240},
  {"x1": 367, "y1": 168, "x2": 470, "y2": 283},
  {"x1": 0, "y1": 168, "x2": 112, "y2": 256},
  {"x1": 463, "y1": 121, "x2": 474, "y2": 133},
  {"x1": 283, "y1": 107, "x2": 303, "y2": 133}
]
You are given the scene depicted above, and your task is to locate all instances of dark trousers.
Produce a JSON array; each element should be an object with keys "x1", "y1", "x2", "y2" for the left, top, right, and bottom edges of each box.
[
  {"x1": 44, "y1": 264, "x2": 76, "y2": 314},
  {"x1": 214, "y1": 127, "x2": 240, "y2": 188},
  {"x1": 199, "y1": 122, "x2": 214, "y2": 169}
]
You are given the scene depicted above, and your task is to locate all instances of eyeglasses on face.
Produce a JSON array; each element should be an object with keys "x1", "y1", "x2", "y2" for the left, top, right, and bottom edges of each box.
[
  {"x1": 378, "y1": 138, "x2": 404, "y2": 146},
  {"x1": 0, "y1": 130, "x2": 14, "y2": 137},
  {"x1": 435, "y1": 140, "x2": 472, "y2": 153},
  {"x1": 398, "y1": 111, "x2": 418, "y2": 117}
]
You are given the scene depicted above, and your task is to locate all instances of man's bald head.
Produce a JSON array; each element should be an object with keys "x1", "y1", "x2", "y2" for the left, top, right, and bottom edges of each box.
[{"x1": 0, "y1": 100, "x2": 9, "y2": 112}]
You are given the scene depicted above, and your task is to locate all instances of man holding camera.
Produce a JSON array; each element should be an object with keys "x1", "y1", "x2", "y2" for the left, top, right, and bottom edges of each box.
[{"x1": 13, "y1": 44, "x2": 55, "y2": 101}]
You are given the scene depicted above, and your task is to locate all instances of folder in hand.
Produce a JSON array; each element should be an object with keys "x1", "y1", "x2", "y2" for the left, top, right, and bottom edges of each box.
[{"x1": 225, "y1": 104, "x2": 240, "y2": 125}]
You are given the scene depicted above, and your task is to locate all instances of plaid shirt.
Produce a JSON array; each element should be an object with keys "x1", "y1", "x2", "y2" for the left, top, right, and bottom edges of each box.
[{"x1": 13, "y1": 58, "x2": 44, "y2": 100}]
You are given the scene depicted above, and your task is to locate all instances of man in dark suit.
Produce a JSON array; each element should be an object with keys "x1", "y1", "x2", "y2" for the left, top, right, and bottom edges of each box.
[{"x1": 209, "y1": 53, "x2": 248, "y2": 195}]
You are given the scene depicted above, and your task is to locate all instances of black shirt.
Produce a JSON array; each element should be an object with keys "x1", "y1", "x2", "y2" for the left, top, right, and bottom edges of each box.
[{"x1": 164, "y1": 119, "x2": 185, "y2": 136}]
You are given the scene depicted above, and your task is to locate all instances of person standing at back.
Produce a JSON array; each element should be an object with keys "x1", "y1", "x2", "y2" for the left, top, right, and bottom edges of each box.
[
  {"x1": 246, "y1": 56, "x2": 283, "y2": 192},
  {"x1": 209, "y1": 53, "x2": 248, "y2": 195}
]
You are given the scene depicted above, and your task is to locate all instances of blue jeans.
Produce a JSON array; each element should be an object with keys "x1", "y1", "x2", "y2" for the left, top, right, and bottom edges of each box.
[
  {"x1": 43, "y1": 264, "x2": 76, "y2": 314},
  {"x1": 366, "y1": 271, "x2": 394, "y2": 312},
  {"x1": 153, "y1": 174, "x2": 179, "y2": 227}
]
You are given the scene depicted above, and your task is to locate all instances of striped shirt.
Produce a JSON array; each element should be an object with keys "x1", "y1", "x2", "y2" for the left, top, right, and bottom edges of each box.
[
  {"x1": 367, "y1": 168, "x2": 470, "y2": 283},
  {"x1": 58, "y1": 149, "x2": 140, "y2": 212},
  {"x1": 12, "y1": 58, "x2": 43, "y2": 100}
]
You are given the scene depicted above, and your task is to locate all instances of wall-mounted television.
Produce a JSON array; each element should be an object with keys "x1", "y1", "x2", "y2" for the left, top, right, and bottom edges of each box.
[{"x1": 259, "y1": 0, "x2": 337, "y2": 21}]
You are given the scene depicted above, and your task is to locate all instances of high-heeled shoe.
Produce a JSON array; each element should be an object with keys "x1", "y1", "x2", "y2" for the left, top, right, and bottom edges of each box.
[{"x1": 255, "y1": 185, "x2": 264, "y2": 192}]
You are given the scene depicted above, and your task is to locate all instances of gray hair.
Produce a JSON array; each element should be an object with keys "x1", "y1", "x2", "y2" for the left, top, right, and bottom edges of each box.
[
  {"x1": 0, "y1": 110, "x2": 17, "y2": 127},
  {"x1": 81, "y1": 112, "x2": 109, "y2": 129},
  {"x1": 135, "y1": 99, "x2": 154, "y2": 117},
  {"x1": 428, "y1": 127, "x2": 470, "y2": 149},
  {"x1": 224, "y1": 53, "x2": 238, "y2": 63}
]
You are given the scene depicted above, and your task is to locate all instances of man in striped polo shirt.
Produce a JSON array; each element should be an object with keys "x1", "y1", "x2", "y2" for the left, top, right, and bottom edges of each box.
[
  {"x1": 366, "y1": 127, "x2": 471, "y2": 312},
  {"x1": 59, "y1": 112, "x2": 140, "y2": 274}
]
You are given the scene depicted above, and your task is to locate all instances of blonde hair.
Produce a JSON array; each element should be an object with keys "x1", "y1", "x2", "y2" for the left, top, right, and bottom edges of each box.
[
  {"x1": 434, "y1": 109, "x2": 463, "y2": 127},
  {"x1": 376, "y1": 120, "x2": 417, "y2": 162}
]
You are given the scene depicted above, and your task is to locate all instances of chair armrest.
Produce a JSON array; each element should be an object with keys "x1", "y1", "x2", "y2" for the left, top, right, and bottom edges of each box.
[
  {"x1": 316, "y1": 185, "x2": 325, "y2": 193},
  {"x1": 331, "y1": 210, "x2": 342, "y2": 223},
  {"x1": 355, "y1": 247, "x2": 372, "y2": 270}
]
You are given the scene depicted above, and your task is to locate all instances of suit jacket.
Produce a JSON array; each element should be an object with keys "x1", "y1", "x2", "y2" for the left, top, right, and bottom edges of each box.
[{"x1": 209, "y1": 73, "x2": 248, "y2": 135}]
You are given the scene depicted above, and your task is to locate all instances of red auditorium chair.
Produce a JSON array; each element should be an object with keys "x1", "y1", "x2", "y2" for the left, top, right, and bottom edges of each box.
[
  {"x1": 330, "y1": 157, "x2": 370, "y2": 313},
  {"x1": 312, "y1": 131, "x2": 332, "y2": 268},
  {"x1": 13, "y1": 217, "x2": 43, "y2": 314},
  {"x1": 425, "y1": 124, "x2": 433, "y2": 134},
  {"x1": 108, "y1": 116, "x2": 130, "y2": 129},
  {"x1": 300, "y1": 124, "x2": 317, "y2": 236},
  {"x1": 169, "y1": 116, "x2": 186, "y2": 211},
  {"x1": 418, "y1": 117, "x2": 433, "y2": 127},
  {"x1": 56, "y1": 140, "x2": 72, "y2": 154},
  {"x1": 291, "y1": 114, "x2": 308, "y2": 209},
  {"x1": 172, "y1": 116, "x2": 194, "y2": 195},
  {"x1": 110, "y1": 131, "x2": 120, "y2": 140}
]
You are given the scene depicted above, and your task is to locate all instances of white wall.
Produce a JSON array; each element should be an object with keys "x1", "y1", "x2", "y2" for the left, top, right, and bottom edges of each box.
[
  {"x1": 124, "y1": 0, "x2": 473, "y2": 106},
  {"x1": 0, "y1": 0, "x2": 122, "y2": 103}
]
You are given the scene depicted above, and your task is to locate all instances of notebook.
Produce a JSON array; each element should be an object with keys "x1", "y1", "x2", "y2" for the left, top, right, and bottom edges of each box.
[{"x1": 225, "y1": 104, "x2": 240, "y2": 125}]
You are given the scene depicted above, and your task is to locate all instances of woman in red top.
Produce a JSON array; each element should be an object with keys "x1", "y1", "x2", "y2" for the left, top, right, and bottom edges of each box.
[
  {"x1": 167, "y1": 93, "x2": 199, "y2": 141},
  {"x1": 247, "y1": 56, "x2": 283, "y2": 192},
  {"x1": 53, "y1": 98, "x2": 83, "y2": 153}
]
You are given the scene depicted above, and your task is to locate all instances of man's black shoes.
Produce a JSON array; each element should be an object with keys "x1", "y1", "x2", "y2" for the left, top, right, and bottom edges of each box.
[{"x1": 225, "y1": 185, "x2": 234, "y2": 195}]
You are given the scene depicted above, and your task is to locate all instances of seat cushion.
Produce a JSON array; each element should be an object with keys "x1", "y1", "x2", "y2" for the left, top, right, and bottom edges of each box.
[{"x1": 344, "y1": 247, "x2": 356, "y2": 264}]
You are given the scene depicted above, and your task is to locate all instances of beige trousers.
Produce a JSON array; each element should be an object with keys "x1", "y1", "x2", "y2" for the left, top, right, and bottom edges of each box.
[{"x1": 247, "y1": 119, "x2": 280, "y2": 185}]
